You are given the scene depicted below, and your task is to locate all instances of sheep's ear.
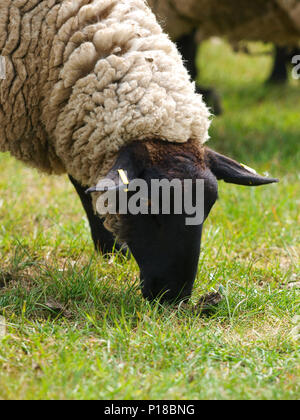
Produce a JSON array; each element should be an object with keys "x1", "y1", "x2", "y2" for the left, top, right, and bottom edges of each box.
[
  {"x1": 205, "y1": 148, "x2": 279, "y2": 186},
  {"x1": 86, "y1": 168, "x2": 131, "y2": 193},
  {"x1": 86, "y1": 143, "x2": 145, "y2": 194}
]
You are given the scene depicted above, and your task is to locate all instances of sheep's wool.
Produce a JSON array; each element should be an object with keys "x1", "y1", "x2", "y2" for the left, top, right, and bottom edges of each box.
[
  {"x1": 0, "y1": 0, "x2": 210, "y2": 189},
  {"x1": 148, "y1": 0, "x2": 300, "y2": 43}
]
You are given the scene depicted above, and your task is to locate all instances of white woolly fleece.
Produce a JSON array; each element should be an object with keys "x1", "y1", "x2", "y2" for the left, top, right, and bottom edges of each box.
[{"x1": 0, "y1": 0, "x2": 210, "y2": 189}]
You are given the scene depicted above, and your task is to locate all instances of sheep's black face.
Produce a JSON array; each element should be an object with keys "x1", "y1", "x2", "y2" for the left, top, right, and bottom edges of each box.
[
  {"x1": 88, "y1": 140, "x2": 278, "y2": 303},
  {"x1": 125, "y1": 213, "x2": 204, "y2": 302},
  {"x1": 117, "y1": 154, "x2": 219, "y2": 302},
  {"x1": 121, "y1": 196, "x2": 216, "y2": 302}
]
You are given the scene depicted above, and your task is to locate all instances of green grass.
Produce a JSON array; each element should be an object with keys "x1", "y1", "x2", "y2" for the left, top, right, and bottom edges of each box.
[{"x1": 0, "y1": 40, "x2": 299, "y2": 400}]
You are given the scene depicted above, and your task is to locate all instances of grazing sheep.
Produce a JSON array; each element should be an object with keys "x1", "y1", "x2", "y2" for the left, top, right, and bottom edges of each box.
[{"x1": 0, "y1": 0, "x2": 278, "y2": 303}]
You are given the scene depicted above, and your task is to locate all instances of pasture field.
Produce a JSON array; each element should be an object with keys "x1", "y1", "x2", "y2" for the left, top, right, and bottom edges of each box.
[{"x1": 0, "y1": 41, "x2": 299, "y2": 400}]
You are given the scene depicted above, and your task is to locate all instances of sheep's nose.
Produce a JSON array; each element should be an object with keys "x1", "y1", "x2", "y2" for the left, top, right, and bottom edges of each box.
[{"x1": 140, "y1": 275, "x2": 192, "y2": 303}]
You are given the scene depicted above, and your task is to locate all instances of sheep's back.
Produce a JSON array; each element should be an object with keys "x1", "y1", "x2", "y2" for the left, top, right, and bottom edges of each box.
[
  {"x1": 1, "y1": 1, "x2": 210, "y2": 187},
  {"x1": 148, "y1": 0, "x2": 300, "y2": 44}
]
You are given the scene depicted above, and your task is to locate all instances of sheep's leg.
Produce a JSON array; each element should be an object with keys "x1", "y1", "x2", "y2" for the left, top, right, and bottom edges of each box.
[
  {"x1": 176, "y1": 32, "x2": 223, "y2": 115},
  {"x1": 266, "y1": 46, "x2": 289, "y2": 84},
  {"x1": 68, "y1": 175, "x2": 123, "y2": 254},
  {"x1": 176, "y1": 30, "x2": 199, "y2": 81}
]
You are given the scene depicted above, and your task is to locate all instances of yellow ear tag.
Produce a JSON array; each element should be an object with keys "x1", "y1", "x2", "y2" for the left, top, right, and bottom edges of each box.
[
  {"x1": 118, "y1": 169, "x2": 129, "y2": 192},
  {"x1": 240, "y1": 163, "x2": 257, "y2": 175}
]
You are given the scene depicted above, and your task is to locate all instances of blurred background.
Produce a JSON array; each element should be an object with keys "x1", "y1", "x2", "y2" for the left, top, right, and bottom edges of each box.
[{"x1": 193, "y1": 39, "x2": 300, "y2": 171}]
